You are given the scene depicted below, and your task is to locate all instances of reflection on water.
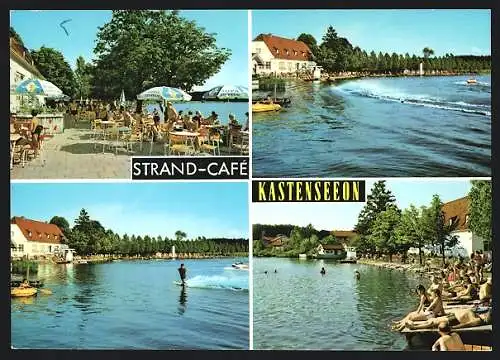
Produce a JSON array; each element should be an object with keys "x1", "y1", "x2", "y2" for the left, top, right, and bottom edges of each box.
[
  {"x1": 253, "y1": 76, "x2": 491, "y2": 177},
  {"x1": 254, "y1": 258, "x2": 425, "y2": 350},
  {"x1": 178, "y1": 287, "x2": 187, "y2": 315},
  {"x1": 11, "y1": 259, "x2": 249, "y2": 349}
]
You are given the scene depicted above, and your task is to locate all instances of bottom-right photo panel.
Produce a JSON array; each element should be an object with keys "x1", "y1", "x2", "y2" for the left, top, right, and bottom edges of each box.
[{"x1": 252, "y1": 179, "x2": 491, "y2": 351}]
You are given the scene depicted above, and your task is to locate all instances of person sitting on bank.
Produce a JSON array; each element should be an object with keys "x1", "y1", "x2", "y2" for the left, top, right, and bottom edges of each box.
[
  {"x1": 445, "y1": 277, "x2": 478, "y2": 301},
  {"x1": 431, "y1": 321, "x2": 465, "y2": 351},
  {"x1": 428, "y1": 275, "x2": 443, "y2": 296},
  {"x1": 178, "y1": 263, "x2": 187, "y2": 285},
  {"x1": 405, "y1": 308, "x2": 492, "y2": 331},
  {"x1": 391, "y1": 285, "x2": 430, "y2": 330},
  {"x1": 479, "y1": 277, "x2": 492, "y2": 303}
]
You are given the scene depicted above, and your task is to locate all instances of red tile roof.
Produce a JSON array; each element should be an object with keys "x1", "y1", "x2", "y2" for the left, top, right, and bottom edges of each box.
[
  {"x1": 11, "y1": 216, "x2": 64, "y2": 244},
  {"x1": 442, "y1": 196, "x2": 470, "y2": 231},
  {"x1": 262, "y1": 235, "x2": 286, "y2": 247},
  {"x1": 254, "y1": 34, "x2": 313, "y2": 61},
  {"x1": 9, "y1": 37, "x2": 44, "y2": 79},
  {"x1": 331, "y1": 230, "x2": 357, "y2": 238}
]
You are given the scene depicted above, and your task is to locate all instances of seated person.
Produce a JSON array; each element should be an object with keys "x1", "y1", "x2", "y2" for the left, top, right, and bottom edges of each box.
[
  {"x1": 192, "y1": 110, "x2": 204, "y2": 128},
  {"x1": 446, "y1": 277, "x2": 478, "y2": 301},
  {"x1": 393, "y1": 288, "x2": 444, "y2": 331},
  {"x1": 228, "y1": 113, "x2": 239, "y2": 127},
  {"x1": 428, "y1": 275, "x2": 443, "y2": 296},
  {"x1": 242, "y1": 112, "x2": 249, "y2": 131},
  {"x1": 479, "y1": 277, "x2": 492, "y2": 302},
  {"x1": 19, "y1": 279, "x2": 31, "y2": 289},
  {"x1": 392, "y1": 285, "x2": 430, "y2": 330},
  {"x1": 205, "y1": 111, "x2": 217, "y2": 124},
  {"x1": 262, "y1": 95, "x2": 273, "y2": 104},
  {"x1": 431, "y1": 321, "x2": 465, "y2": 351},
  {"x1": 405, "y1": 308, "x2": 491, "y2": 331}
]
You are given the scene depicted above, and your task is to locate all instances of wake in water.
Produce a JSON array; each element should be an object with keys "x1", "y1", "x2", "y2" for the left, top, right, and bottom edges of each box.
[
  {"x1": 335, "y1": 80, "x2": 491, "y2": 116},
  {"x1": 180, "y1": 275, "x2": 248, "y2": 291}
]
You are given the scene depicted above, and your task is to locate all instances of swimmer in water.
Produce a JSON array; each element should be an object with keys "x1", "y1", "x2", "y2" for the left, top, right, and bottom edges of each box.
[
  {"x1": 274, "y1": 269, "x2": 277, "y2": 273},
  {"x1": 355, "y1": 270, "x2": 360, "y2": 280},
  {"x1": 320, "y1": 267, "x2": 326, "y2": 275},
  {"x1": 264, "y1": 270, "x2": 268, "y2": 274}
]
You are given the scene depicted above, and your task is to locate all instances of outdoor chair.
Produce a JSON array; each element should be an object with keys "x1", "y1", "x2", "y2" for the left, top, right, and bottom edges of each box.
[
  {"x1": 199, "y1": 127, "x2": 221, "y2": 156},
  {"x1": 230, "y1": 131, "x2": 249, "y2": 155},
  {"x1": 165, "y1": 134, "x2": 196, "y2": 156}
]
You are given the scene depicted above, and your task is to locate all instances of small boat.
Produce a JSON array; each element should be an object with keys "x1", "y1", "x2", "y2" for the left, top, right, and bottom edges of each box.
[
  {"x1": 11, "y1": 287, "x2": 38, "y2": 297},
  {"x1": 252, "y1": 97, "x2": 291, "y2": 107},
  {"x1": 231, "y1": 262, "x2": 249, "y2": 270},
  {"x1": 340, "y1": 258, "x2": 357, "y2": 264},
  {"x1": 55, "y1": 260, "x2": 71, "y2": 264},
  {"x1": 467, "y1": 79, "x2": 478, "y2": 84},
  {"x1": 252, "y1": 103, "x2": 281, "y2": 113}
]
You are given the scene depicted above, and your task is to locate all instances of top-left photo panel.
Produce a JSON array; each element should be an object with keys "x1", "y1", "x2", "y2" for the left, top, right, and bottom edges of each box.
[{"x1": 10, "y1": 10, "x2": 249, "y2": 180}]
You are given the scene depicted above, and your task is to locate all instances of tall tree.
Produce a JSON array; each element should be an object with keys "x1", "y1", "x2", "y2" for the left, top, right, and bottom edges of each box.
[
  {"x1": 422, "y1": 47, "x2": 435, "y2": 59},
  {"x1": 74, "y1": 56, "x2": 93, "y2": 99},
  {"x1": 422, "y1": 195, "x2": 459, "y2": 265},
  {"x1": 49, "y1": 216, "x2": 70, "y2": 235},
  {"x1": 468, "y1": 180, "x2": 491, "y2": 247},
  {"x1": 394, "y1": 205, "x2": 428, "y2": 264},
  {"x1": 369, "y1": 207, "x2": 401, "y2": 261},
  {"x1": 175, "y1": 230, "x2": 187, "y2": 241},
  {"x1": 92, "y1": 10, "x2": 231, "y2": 99},
  {"x1": 297, "y1": 33, "x2": 318, "y2": 55},
  {"x1": 30, "y1": 46, "x2": 77, "y2": 96}
]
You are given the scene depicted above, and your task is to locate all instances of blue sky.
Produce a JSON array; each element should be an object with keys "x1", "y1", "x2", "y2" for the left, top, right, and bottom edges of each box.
[
  {"x1": 253, "y1": 10, "x2": 491, "y2": 56},
  {"x1": 253, "y1": 179, "x2": 477, "y2": 230},
  {"x1": 11, "y1": 182, "x2": 249, "y2": 239},
  {"x1": 9, "y1": 10, "x2": 248, "y2": 91}
]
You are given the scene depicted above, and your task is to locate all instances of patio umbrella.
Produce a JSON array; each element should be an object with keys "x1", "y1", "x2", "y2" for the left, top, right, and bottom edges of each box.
[
  {"x1": 137, "y1": 86, "x2": 192, "y2": 102},
  {"x1": 14, "y1": 78, "x2": 63, "y2": 97},
  {"x1": 47, "y1": 93, "x2": 70, "y2": 102},
  {"x1": 119, "y1": 89, "x2": 126, "y2": 105},
  {"x1": 203, "y1": 85, "x2": 248, "y2": 100}
]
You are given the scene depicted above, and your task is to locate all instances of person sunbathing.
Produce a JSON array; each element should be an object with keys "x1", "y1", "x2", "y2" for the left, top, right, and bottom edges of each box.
[
  {"x1": 393, "y1": 288, "x2": 444, "y2": 331},
  {"x1": 446, "y1": 278, "x2": 478, "y2": 301},
  {"x1": 428, "y1": 276, "x2": 443, "y2": 296},
  {"x1": 479, "y1": 277, "x2": 492, "y2": 302},
  {"x1": 431, "y1": 321, "x2": 465, "y2": 351},
  {"x1": 405, "y1": 308, "x2": 491, "y2": 331},
  {"x1": 391, "y1": 285, "x2": 430, "y2": 330}
]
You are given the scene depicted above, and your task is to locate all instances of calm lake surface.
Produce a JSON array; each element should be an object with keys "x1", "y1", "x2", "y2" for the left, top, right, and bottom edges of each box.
[
  {"x1": 11, "y1": 258, "x2": 249, "y2": 349},
  {"x1": 253, "y1": 75, "x2": 491, "y2": 177},
  {"x1": 148, "y1": 101, "x2": 248, "y2": 125},
  {"x1": 253, "y1": 258, "x2": 426, "y2": 350}
]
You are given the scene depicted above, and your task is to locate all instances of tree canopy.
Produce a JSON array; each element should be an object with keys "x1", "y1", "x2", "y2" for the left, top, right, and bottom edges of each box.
[
  {"x1": 30, "y1": 46, "x2": 77, "y2": 97},
  {"x1": 469, "y1": 180, "x2": 491, "y2": 244},
  {"x1": 91, "y1": 10, "x2": 231, "y2": 99}
]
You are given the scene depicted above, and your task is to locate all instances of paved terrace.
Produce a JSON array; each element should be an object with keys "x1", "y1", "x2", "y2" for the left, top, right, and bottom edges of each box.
[{"x1": 10, "y1": 124, "x2": 236, "y2": 180}]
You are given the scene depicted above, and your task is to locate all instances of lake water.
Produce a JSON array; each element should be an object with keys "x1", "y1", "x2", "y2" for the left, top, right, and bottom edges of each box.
[
  {"x1": 252, "y1": 75, "x2": 491, "y2": 177},
  {"x1": 148, "y1": 101, "x2": 248, "y2": 125},
  {"x1": 253, "y1": 258, "x2": 427, "y2": 350},
  {"x1": 11, "y1": 258, "x2": 249, "y2": 349}
]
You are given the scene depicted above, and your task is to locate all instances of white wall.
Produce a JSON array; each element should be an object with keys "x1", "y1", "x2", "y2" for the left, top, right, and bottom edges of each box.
[
  {"x1": 10, "y1": 58, "x2": 45, "y2": 113},
  {"x1": 10, "y1": 224, "x2": 65, "y2": 259},
  {"x1": 407, "y1": 230, "x2": 487, "y2": 258}
]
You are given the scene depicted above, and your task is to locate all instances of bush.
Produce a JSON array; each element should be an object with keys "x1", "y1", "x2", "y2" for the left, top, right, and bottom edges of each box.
[{"x1": 11, "y1": 260, "x2": 38, "y2": 275}]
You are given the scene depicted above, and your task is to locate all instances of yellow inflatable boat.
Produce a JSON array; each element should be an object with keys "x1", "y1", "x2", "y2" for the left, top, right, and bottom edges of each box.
[
  {"x1": 11, "y1": 287, "x2": 38, "y2": 297},
  {"x1": 252, "y1": 103, "x2": 281, "y2": 113}
]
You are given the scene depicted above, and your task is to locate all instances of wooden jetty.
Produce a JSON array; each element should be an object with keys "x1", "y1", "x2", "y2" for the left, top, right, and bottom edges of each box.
[
  {"x1": 10, "y1": 280, "x2": 44, "y2": 288},
  {"x1": 339, "y1": 259, "x2": 357, "y2": 264},
  {"x1": 401, "y1": 325, "x2": 492, "y2": 350}
]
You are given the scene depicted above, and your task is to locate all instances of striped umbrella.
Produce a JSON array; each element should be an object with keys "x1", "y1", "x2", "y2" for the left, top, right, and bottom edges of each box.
[
  {"x1": 137, "y1": 86, "x2": 192, "y2": 102},
  {"x1": 14, "y1": 78, "x2": 63, "y2": 97},
  {"x1": 203, "y1": 85, "x2": 248, "y2": 100}
]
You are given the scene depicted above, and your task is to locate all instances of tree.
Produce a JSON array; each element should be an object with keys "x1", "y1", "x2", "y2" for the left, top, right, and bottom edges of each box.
[
  {"x1": 369, "y1": 207, "x2": 401, "y2": 261},
  {"x1": 74, "y1": 56, "x2": 93, "y2": 99},
  {"x1": 10, "y1": 27, "x2": 24, "y2": 46},
  {"x1": 30, "y1": 46, "x2": 77, "y2": 97},
  {"x1": 175, "y1": 230, "x2": 187, "y2": 242},
  {"x1": 49, "y1": 216, "x2": 70, "y2": 235},
  {"x1": 394, "y1": 205, "x2": 428, "y2": 264},
  {"x1": 422, "y1": 47, "x2": 435, "y2": 59},
  {"x1": 92, "y1": 10, "x2": 231, "y2": 99},
  {"x1": 469, "y1": 180, "x2": 491, "y2": 247},
  {"x1": 297, "y1": 33, "x2": 318, "y2": 55},
  {"x1": 422, "y1": 195, "x2": 459, "y2": 265}
]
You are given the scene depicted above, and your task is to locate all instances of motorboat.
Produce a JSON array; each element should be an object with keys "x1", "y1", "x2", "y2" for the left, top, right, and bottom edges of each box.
[
  {"x1": 252, "y1": 102, "x2": 281, "y2": 113},
  {"x1": 231, "y1": 262, "x2": 249, "y2": 270},
  {"x1": 11, "y1": 287, "x2": 38, "y2": 297},
  {"x1": 467, "y1": 79, "x2": 478, "y2": 84}
]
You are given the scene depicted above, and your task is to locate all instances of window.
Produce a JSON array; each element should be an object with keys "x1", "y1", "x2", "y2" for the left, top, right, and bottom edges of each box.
[
  {"x1": 18, "y1": 244, "x2": 24, "y2": 252},
  {"x1": 296, "y1": 63, "x2": 300, "y2": 70},
  {"x1": 279, "y1": 62, "x2": 286, "y2": 70},
  {"x1": 39, "y1": 232, "x2": 42, "y2": 238},
  {"x1": 55, "y1": 235, "x2": 58, "y2": 240},
  {"x1": 285, "y1": 49, "x2": 289, "y2": 55},
  {"x1": 256, "y1": 48, "x2": 261, "y2": 54},
  {"x1": 275, "y1": 48, "x2": 279, "y2": 54},
  {"x1": 294, "y1": 50, "x2": 298, "y2": 56},
  {"x1": 265, "y1": 62, "x2": 271, "y2": 70},
  {"x1": 483, "y1": 241, "x2": 490, "y2": 252},
  {"x1": 28, "y1": 231, "x2": 32, "y2": 237},
  {"x1": 465, "y1": 214, "x2": 470, "y2": 224}
]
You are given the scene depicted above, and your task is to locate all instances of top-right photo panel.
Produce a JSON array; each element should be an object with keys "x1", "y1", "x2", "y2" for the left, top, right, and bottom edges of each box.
[{"x1": 251, "y1": 10, "x2": 491, "y2": 178}]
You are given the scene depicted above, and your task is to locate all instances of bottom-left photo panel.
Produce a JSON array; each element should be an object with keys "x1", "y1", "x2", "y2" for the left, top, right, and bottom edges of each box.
[{"x1": 10, "y1": 181, "x2": 249, "y2": 350}]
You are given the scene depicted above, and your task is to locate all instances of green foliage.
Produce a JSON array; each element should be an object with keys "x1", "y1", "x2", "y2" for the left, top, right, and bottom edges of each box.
[
  {"x1": 49, "y1": 216, "x2": 70, "y2": 235},
  {"x1": 30, "y1": 46, "x2": 77, "y2": 97},
  {"x1": 74, "y1": 56, "x2": 94, "y2": 99},
  {"x1": 469, "y1": 180, "x2": 491, "y2": 242},
  {"x1": 394, "y1": 205, "x2": 428, "y2": 264},
  {"x1": 312, "y1": 26, "x2": 490, "y2": 73},
  {"x1": 369, "y1": 207, "x2": 401, "y2": 260},
  {"x1": 62, "y1": 208, "x2": 247, "y2": 256},
  {"x1": 421, "y1": 195, "x2": 459, "y2": 264},
  {"x1": 297, "y1": 33, "x2": 319, "y2": 55},
  {"x1": 91, "y1": 10, "x2": 231, "y2": 99},
  {"x1": 12, "y1": 260, "x2": 38, "y2": 274},
  {"x1": 256, "y1": 77, "x2": 286, "y2": 91}
]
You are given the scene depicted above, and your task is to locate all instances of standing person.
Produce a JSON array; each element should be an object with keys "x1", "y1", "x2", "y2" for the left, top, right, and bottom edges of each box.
[
  {"x1": 354, "y1": 270, "x2": 361, "y2": 280},
  {"x1": 242, "y1": 112, "x2": 249, "y2": 131},
  {"x1": 30, "y1": 109, "x2": 44, "y2": 156},
  {"x1": 166, "y1": 102, "x2": 179, "y2": 123},
  {"x1": 431, "y1": 321, "x2": 465, "y2": 351},
  {"x1": 178, "y1": 263, "x2": 187, "y2": 286}
]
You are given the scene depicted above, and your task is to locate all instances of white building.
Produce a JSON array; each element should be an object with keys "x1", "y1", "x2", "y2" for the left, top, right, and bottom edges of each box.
[
  {"x1": 11, "y1": 216, "x2": 68, "y2": 259},
  {"x1": 252, "y1": 34, "x2": 316, "y2": 76},
  {"x1": 408, "y1": 196, "x2": 488, "y2": 258},
  {"x1": 10, "y1": 37, "x2": 45, "y2": 113}
]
